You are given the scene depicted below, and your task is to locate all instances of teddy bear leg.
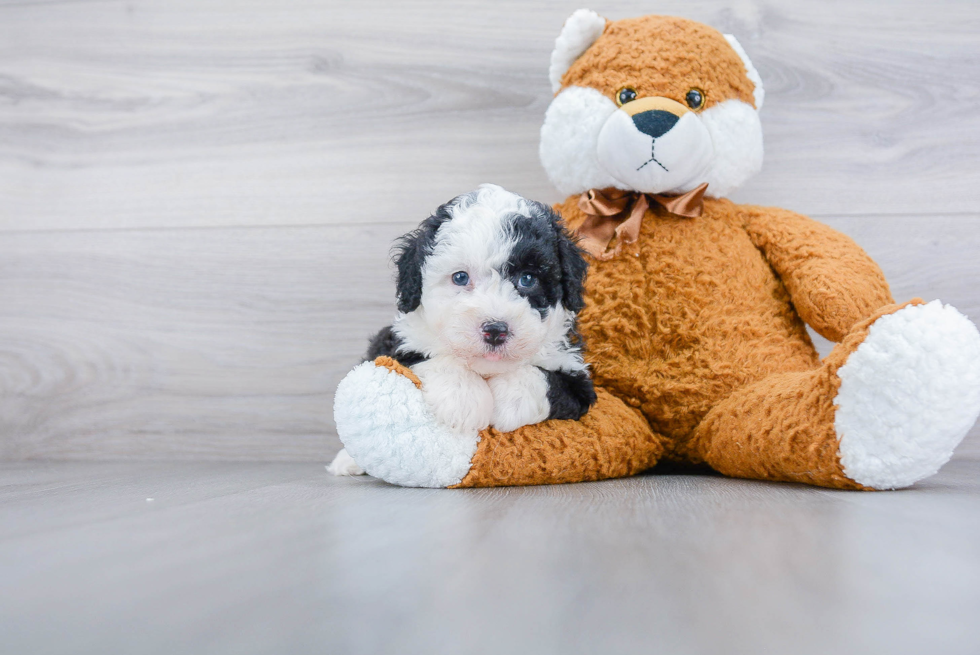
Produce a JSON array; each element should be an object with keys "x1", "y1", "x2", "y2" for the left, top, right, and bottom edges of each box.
[
  {"x1": 687, "y1": 365, "x2": 862, "y2": 489},
  {"x1": 333, "y1": 357, "x2": 483, "y2": 488},
  {"x1": 689, "y1": 300, "x2": 980, "y2": 490},
  {"x1": 334, "y1": 357, "x2": 667, "y2": 488},
  {"x1": 451, "y1": 387, "x2": 667, "y2": 487}
]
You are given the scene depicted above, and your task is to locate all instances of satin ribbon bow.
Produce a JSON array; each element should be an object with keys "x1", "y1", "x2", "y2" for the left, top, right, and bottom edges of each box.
[{"x1": 573, "y1": 182, "x2": 709, "y2": 260}]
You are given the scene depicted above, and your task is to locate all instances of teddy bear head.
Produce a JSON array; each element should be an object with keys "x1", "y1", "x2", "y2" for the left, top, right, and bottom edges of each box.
[{"x1": 539, "y1": 10, "x2": 765, "y2": 199}]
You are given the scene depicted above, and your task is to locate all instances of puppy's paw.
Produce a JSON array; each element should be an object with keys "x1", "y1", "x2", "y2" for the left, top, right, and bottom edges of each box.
[
  {"x1": 327, "y1": 448, "x2": 366, "y2": 476},
  {"x1": 412, "y1": 358, "x2": 493, "y2": 435},
  {"x1": 541, "y1": 368, "x2": 597, "y2": 421},
  {"x1": 487, "y1": 366, "x2": 550, "y2": 433}
]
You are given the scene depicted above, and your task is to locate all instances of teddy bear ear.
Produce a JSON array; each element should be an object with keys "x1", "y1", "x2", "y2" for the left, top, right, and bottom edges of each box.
[
  {"x1": 723, "y1": 34, "x2": 765, "y2": 110},
  {"x1": 548, "y1": 9, "x2": 607, "y2": 94}
]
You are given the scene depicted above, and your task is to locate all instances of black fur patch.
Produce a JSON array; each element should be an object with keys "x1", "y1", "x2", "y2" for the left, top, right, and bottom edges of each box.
[
  {"x1": 392, "y1": 196, "x2": 465, "y2": 313},
  {"x1": 365, "y1": 325, "x2": 428, "y2": 367},
  {"x1": 541, "y1": 368, "x2": 597, "y2": 420},
  {"x1": 503, "y1": 201, "x2": 588, "y2": 315},
  {"x1": 551, "y1": 211, "x2": 589, "y2": 314}
]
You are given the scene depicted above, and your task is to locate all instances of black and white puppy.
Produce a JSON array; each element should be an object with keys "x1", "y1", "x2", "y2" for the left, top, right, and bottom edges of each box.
[{"x1": 369, "y1": 183, "x2": 597, "y2": 435}]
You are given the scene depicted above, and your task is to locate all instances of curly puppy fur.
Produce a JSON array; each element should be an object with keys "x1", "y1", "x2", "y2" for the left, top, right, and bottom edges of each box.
[{"x1": 371, "y1": 184, "x2": 596, "y2": 434}]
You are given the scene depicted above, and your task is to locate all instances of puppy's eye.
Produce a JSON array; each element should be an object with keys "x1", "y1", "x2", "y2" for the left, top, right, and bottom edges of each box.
[
  {"x1": 451, "y1": 271, "x2": 469, "y2": 286},
  {"x1": 616, "y1": 87, "x2": 637, "y2": 106},
  {"x1": 685, "y1": 88, "x2": 705, "y2": 110},
  {"x1": 517, "y1": 273, "x2": 536, "y2": 288}
]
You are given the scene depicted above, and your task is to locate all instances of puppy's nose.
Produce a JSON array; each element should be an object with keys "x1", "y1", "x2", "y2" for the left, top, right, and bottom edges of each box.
[
  {"x1": 481, "y1": 321, "x2": 509, "y2": 347},
  {"x1": 632, "y1": 110, "x2": 679, "y2": 139}
]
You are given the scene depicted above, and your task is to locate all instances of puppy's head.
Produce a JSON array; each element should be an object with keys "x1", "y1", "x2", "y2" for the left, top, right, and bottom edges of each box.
[
  {"x1": 393, "y1": 184, "x2": 587, "y2": 375},
  {"x1": 540, "y1": 10, "x2": 765, "y2": 198}
]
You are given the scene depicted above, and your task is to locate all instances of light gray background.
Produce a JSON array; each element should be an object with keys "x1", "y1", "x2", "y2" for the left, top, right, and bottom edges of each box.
[
  {"x1": 1, "y1": 0, "x2": 978, "y2": 461},
  {"x1": 1, "y1": 1, "x2": 979, "y2": 654}
]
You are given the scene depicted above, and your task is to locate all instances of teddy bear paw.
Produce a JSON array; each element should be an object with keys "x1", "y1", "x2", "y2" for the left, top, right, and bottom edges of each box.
[
  {"x1": 834, "y1": 301, "x2": 980, "y2": 489},
  {"x1": 332, "y1": 359, "x2": 481, "y2": 488}
]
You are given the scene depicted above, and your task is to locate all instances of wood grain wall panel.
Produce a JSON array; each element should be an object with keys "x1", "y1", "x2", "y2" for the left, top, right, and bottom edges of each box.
[
  {"x1": 0, "y1": 213, "x2": 977, "y2": 460},
  {"x1": 0, "y1": 221, "x2": 410, "y2": 460},
  {"x1": 1, "y1": 0, "x2": 977, "y2": 461},
  {"x1": 1, "y1": 0, "x2": 979, "y2": 232}
]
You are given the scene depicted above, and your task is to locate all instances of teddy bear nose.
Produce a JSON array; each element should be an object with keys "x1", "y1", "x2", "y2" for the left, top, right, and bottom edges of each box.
[{"x1": 632, "y1": 109, "x2": 680, "y2": 139}]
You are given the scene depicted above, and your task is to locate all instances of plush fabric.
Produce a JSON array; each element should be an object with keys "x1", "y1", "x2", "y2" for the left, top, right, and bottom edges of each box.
[
  {"x1": 560, "y1": 15, "x2": 758, "y2": 111},
  {"x1": 539, "y1": 15, "x2": 766, "y2": 198},
  {"x1": 334, "y1": 357, "x2": 480, "y2": 488},
  {"x1": 834, "y1": 301, "x2": 980, "y2": 489},
  {"x1": 333, "y1": 11, "x2": 980, "y2": 491},
  {"x1": 452, "y1": 386, "x2": 665, "y2": 487}
]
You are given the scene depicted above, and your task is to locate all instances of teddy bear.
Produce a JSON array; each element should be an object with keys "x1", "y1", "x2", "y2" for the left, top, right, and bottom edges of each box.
[{"x1": 331, "y1": 10, "x2": 980, "y2": 491}]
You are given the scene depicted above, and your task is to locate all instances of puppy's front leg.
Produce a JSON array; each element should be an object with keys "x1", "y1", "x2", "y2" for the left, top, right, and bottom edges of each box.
[
  {"x1": 487, "y1": 365, "x2": 550, "y2": 433},
  {"x1": 412, "y1": 357, "x2": 493, "y2": 435}
]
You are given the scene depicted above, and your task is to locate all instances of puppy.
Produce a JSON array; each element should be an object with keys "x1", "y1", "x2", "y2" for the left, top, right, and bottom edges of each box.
[{"x1": 329, "y1": 184, "x2": 596, "y2": 476}]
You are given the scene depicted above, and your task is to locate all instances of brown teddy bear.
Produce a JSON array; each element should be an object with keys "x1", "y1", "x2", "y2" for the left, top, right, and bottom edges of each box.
[{"x1": 331, "y1": 10, "x2": 980, "y2": 491}]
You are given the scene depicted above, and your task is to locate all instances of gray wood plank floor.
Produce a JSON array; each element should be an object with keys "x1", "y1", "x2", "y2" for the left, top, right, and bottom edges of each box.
[
  {"x1": 1, "y1": 0, "x2": 979, "y2": 460},
  {"x1": 2, "y1": 459, "x2": 980, "y2": 655}
]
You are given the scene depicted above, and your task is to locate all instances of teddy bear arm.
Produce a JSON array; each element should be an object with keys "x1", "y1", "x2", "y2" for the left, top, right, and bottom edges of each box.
[{"x1": 740, "y1": 205, "x2": 893, "y2": 341}]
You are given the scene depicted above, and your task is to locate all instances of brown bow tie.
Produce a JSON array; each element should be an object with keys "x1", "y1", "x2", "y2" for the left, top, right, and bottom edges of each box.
[{"x1": 572, "y1": 182, "x2": 708, "y2": 260}]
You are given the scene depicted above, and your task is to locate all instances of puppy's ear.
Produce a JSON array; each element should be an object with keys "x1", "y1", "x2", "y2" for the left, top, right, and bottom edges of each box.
[
  {"x1": 393, "y1": 201, "x2": 454, "y2": 313},
  {"x1": 555, "y1": 220, "x2": 589, "y2": 313},
  {"x1": 530, "y1": 201, "x2": 589, "y2": 313}
]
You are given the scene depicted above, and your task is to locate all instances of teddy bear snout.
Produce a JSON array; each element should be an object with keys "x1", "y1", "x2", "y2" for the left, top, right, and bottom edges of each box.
[
  {"x1": 632, "y1": 110, "x2": 679, "y2": 139},
  {"x1": 619, "y1": 95, "x2": 690, "y2": 139}
]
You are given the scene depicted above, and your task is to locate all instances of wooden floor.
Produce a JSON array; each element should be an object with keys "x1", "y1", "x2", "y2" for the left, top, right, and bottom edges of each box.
[{"x1": 3, "y1": 458, "x2": 980, "y2": 655}]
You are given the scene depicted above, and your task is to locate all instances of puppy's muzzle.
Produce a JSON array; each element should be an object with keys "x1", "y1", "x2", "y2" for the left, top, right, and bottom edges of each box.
[{"x1": 481, "y1": 321, "x2": 509, "y2": 347}]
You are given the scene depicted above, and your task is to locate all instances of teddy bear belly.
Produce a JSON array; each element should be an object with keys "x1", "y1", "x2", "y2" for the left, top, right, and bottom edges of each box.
[{"x1": 577, "y1": 213, "x2": 821, "y2": 441}]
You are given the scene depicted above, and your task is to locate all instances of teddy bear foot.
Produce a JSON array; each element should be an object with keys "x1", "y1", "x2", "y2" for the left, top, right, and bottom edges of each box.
[
  {"x1": 332, "y1": 358, "x2": 481, "y2": 488},
  {"x1": 835, "y1": 301, "x2": 980, "y2": 489}
]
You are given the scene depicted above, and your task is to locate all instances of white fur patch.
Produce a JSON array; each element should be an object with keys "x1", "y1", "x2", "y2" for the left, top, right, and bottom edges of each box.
[
  {"x1": 698, "y1": 99, "x2": 764, "y2": 198},
  {"x1": 540, "y1": 86, "x2": 621, "y2": 197},
  {"x1": 549, "y1": 9, "x2": 606, "y2": 94},
  {"x1": 326, "y1": 448, "x2": 365, "y2": 476},
  {"x1": 488, "y1": 365, "x2": 550, "y2": 433},
  {"x1": 528, "y1": 306, "x2": 587, "y2": 373},
  {"x1": 723, "y1": 34, "x2": 765, "y2": 110},
  {"x1": 333, "y1": 361, "x2": 480, "y2": 488},
  {"x1": 835, "y1": 301, "x2": 980, "y2": 489},
  {"x1": 412, "y1": 356, "x2": 494, "y2": 435}
]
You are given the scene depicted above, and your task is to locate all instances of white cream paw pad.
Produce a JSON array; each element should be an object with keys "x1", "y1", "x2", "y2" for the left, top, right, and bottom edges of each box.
[
  {"x1": 333, "y1": 362, "x2": 480, "y2": 488},
  {"x1": 835, "y1": 301, "x2": 980, "y2": 489}
]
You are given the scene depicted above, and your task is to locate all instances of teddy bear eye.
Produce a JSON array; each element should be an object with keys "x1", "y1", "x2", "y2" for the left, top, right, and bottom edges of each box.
[
  {"x1": 616, "y1": 87, "x2": 637, "y2": 106},
  {"x1": 685, "y1": 88, "x2": 705, "y2": 110}
]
